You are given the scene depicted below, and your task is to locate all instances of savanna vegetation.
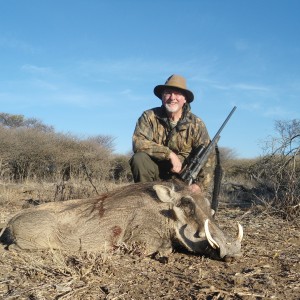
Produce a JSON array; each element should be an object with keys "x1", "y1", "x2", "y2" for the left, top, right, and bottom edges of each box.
[
  {"x1": 0, "y1": 112, "x2": 299, "y2": 299},
  {"x1": 0, "y1": 112, "x2": 298, "y2": 220},
  {"x1": 220, "y1": 119, "x2": 299, "y2": 221}
]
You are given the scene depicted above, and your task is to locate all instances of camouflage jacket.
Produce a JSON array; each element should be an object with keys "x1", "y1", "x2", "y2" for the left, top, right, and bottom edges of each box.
[{"x1": 132, "y1": 105, "x2": 216, "y2": 190}]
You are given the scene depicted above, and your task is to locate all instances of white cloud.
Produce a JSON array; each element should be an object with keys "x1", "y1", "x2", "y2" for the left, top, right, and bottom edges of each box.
[
  {"x1": 210, "y1": 82, "x2": 270, "y2": 92},
  {"x1": 234, "y1": 39, "x2": 249, "y2": 51},
  {"x1": 120, "y1": 89, "x2": 132, "y2": 95},
  {"x1": 31, "y1": 79, "x2": 58, "y2": 91},
  {"x1": 21, "y1": 64, "x2": 52, "y2": 75},
  {"x1": 0, "y1": 37, "x2": 38, "y2": 53},
  {"x1": 232, "y1": 83, "x2": 270, "y2": 92},
  {"x1": 263, "y1": 106, "x2": 290, "y2": 118},
  {"x1": 239, "y1": 102, "x2": 262, "y2": 111}
]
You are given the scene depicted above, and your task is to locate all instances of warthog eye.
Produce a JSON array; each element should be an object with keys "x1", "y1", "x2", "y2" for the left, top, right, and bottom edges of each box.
[
  {"x1": 179, "y1": 197, "x2": 192, "y2": 204},
  {"x1": 177, "y1": 197, "x2": 195, "y2": 216}
]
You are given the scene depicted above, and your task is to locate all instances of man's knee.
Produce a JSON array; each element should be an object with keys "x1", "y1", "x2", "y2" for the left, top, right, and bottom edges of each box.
[
  {"x1": 130, "y1": 152, "x2": 150, "y2": 166},
  {"x1": 130, "y1": 152, "x2": 159, "y2": 182}
]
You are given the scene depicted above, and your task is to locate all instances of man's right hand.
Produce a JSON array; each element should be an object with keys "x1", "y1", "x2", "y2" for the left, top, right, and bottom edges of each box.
[{"x1": 169, "y1": 152, "x2": 182, "y2": 173}]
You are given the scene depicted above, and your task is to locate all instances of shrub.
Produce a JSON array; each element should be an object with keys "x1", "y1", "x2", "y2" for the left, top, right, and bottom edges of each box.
[
  {"x1": 252, "y1": 120, "x2": 299, "y2": 220},
  {"x1": 0, "y1": 115, "x2": 115, "y2": 184},
  {"x1": 110, "y1": 154, "x2": 133, "y2": 183}
]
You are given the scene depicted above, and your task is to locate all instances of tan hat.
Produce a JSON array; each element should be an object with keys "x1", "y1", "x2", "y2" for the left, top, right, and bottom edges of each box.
[{"x1": 154, "y1": 74, "x2": 194, "y2": 103}]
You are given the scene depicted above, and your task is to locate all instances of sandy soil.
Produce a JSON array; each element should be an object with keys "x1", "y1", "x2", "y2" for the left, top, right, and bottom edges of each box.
[{"x1": 0, "y1": 202, "x2": 299, "y2": 300}]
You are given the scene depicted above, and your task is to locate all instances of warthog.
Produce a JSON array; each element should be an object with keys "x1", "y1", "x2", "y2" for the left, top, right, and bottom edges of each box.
[{"x1": 0, "y1": 180, "x2": 243, "y2": 261}]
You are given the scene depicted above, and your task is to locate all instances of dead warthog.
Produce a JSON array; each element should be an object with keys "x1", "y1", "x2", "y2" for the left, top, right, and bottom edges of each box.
[{"x1": 0, "y1": 180, "x2": 243, "y2": 261}]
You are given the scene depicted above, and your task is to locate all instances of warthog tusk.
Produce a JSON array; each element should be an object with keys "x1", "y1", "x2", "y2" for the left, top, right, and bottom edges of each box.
[
  {"x1": 204, "y1": 219, "x2": 220, "y2": 249},
  {"x1": 237, "y1": 222, "x2": 243, "y2": 242}
]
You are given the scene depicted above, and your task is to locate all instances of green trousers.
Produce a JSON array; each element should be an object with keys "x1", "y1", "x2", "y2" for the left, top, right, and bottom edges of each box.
[{"x1": 129, "y1": 152, "x2": 173, "y2": 183}]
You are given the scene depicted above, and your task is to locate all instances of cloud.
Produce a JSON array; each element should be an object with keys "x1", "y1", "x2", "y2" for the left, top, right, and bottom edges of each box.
[
  {"x1": 263, "y1": 106, "x2": 290, "y2": 118},
  {"x1": 210, "y1": 82, "x2": 270, "y2": 92},
  {"x1": 21, "y1": 64, "x2": 52, "y2": 75},
  {"x1": 233, "y1": 83, "x2": 270, "y2": 92},
  {"x1": 76, "y1": 58, "x2": 194, "y2": 81},
  {"x1": 239, "y1": 102, "x2": 262, "y2": 111},
  {"x1": 0, "y1": 37, "x2": 38, "y2": 54},
  {"x1": 234, "y1": 39, "x2": 249, "y2": 51},
  {"x1": 31, "y1": 79, "x2": 58, "y2": 91},
  {"x1": 120, "y1": 89, "x2": 132, "y2": 95}
]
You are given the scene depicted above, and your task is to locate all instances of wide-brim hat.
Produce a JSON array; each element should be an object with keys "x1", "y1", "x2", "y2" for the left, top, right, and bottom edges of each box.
[{"x1": 154, "y1": 74, "x2": 194, "y2": 103}]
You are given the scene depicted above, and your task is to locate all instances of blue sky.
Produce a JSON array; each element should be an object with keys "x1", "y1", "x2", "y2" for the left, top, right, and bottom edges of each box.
[{"x1": 0, "y1": 0, "x2": 299, "y2": 158}]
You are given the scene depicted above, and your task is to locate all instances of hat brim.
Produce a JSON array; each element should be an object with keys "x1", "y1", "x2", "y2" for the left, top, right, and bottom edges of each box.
[{"x1": 154, "y1": 85, "x2": 194, "y2": 103}]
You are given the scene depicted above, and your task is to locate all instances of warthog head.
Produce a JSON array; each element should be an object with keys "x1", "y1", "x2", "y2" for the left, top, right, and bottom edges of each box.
[{"x1": 153, "y1": 184, "x2": 243, "y2": 261}]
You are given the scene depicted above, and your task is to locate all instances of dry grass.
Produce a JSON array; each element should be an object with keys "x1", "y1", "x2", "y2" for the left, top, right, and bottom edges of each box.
[
  {"x1": 0, "y1": 249, "x2": 109, "y2": 299},
  {"x1": 0, "y1": 180, "x2": 300, "y2": 299},
  {"x1": 0, "y1": 207, "x2": 299, "y2": 299},
  {"x1": 0, "y1": 179, "x2": 128, "y2": 227}
]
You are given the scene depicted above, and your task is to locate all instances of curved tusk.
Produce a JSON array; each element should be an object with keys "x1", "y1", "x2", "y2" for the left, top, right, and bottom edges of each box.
[
  {"x1": 236, "y1": 222, "x2": 243, "y2": 243},
  {"x1": 204, "y1": 219, "x2": 220, "y2": 249}
]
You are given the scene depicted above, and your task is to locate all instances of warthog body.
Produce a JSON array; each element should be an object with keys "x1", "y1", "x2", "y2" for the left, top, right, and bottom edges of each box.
[{"x1": 0, "y1": 180, "x2": 243, "y2": 260}]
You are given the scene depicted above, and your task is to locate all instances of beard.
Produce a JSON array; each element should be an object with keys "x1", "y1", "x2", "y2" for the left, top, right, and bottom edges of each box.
[{"x1": 164, "y1": 102, "x2": 180, "y2": 113}]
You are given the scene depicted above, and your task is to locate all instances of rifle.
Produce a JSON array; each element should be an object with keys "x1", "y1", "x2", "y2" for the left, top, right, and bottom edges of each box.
[{"x1": 179, "y1": 106, "x2": 237, "y2": 187}]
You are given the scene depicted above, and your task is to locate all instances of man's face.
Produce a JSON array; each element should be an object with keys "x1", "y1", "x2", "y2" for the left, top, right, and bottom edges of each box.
[{"x1": 162, "y1": 88, "x2": 187, "y2": 113}]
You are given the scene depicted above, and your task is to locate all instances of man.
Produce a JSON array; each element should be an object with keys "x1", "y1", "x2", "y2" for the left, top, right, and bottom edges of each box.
[{"x1": 130, "y1": 74, "x2": 215, "y2": 194}]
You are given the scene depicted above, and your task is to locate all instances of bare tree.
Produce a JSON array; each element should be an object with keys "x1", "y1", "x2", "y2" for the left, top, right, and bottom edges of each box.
[
  {"x1": 0, "y1": 112, "x2": 54, "y2": 132},
  {"x1": 0, "y1": 122, "x2": 115, "y2": 184},
  {"x1": 87, "y1": 135, "x2": 115, "y2": 152},
  {"x1": 219, "y1": 147, "x2": 238, "y2": 168},
  {"x1": 256, "y1": 119, "x2": 299, "y2": 220}
]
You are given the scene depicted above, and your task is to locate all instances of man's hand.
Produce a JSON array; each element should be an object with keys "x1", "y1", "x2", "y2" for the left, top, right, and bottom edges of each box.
[
  {"x1": 169, "y1": 152, "x2": 182, "y2": 173},
  {"x1": 169, "y1": 152, "x2": 203, "y2": 194},
  {"x1": 188, "y1": 183, "x2": 202, "y2": 194}
]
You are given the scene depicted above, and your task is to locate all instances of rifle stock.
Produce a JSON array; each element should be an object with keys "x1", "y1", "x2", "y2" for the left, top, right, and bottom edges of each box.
[{"x1": 179, "y1": 106, "x2": 236, "y2": 185}]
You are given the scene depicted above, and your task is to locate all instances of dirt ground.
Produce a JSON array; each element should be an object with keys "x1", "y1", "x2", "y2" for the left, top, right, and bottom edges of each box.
[{"x1": 0, "y1": 186, "x2": 299, "y2": 299}]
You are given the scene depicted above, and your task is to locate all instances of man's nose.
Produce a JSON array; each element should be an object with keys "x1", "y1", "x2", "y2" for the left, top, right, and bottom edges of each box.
[{"x1": 170, "y1": 92, "x2": 177, "y2": 99}]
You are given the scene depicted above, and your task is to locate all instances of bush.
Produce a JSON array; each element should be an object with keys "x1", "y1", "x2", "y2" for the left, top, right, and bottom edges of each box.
[
  {"x1": 0, "y1": 114, "x2": 115, "y2": 184},
  {"x1": 109, "y1": 154, "x2": 133, "y2": 183},
  {"x1": 242, "y1": 120, "x2": 300, "y2": 220}
]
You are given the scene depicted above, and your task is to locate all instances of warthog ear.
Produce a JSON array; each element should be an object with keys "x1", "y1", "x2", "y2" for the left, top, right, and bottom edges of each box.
[{"x1": 153, "y1": 185, "x2": 176, "y2": 203}]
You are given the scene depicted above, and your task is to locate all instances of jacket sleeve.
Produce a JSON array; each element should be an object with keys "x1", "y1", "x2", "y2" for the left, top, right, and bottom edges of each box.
[{"x1": 132, "y1": 111, "x2": 172, "y2": 160}]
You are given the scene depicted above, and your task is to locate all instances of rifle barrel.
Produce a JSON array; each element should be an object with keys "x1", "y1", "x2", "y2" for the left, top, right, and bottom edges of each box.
[{"x1": 211, "y1": 106, "x2": 237, "y2": 144}]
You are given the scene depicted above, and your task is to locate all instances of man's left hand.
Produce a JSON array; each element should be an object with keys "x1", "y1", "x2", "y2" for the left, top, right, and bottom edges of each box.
[{"x1": 188, "y1": 183, "x2": 202, "y2": 194}]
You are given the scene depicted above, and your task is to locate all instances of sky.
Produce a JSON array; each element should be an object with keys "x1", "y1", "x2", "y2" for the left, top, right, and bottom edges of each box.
[{"x1": 0, "y1": 0, "x2": 299, "y2": 158}]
